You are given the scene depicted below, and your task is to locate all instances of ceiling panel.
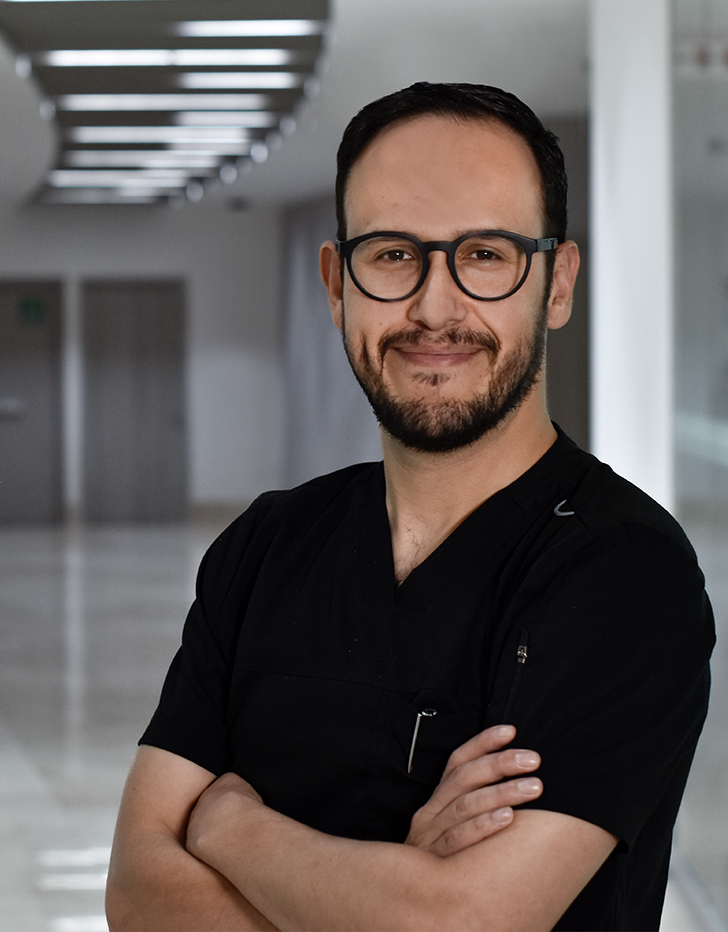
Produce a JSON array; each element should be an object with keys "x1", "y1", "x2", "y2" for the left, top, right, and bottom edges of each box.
[{"x1": 0, "y1": 0, "x2": 330, "y2": 203}]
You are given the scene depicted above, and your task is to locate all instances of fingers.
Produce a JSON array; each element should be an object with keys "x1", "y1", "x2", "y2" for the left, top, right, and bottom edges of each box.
[
  {"x1": 407, "y1": 771, "x2": 543, "y2": 854},
  {"x1": 426, "y1": 741, "x2": 541, "y2": 818},
  {"x1": 439, "y1": 724, "x2": 516, "y2": 781},
  {"x1": 425, "y1": 777, "x2": 543, "y2": 858},
  {"x1": 405, "y1": 726, "x2": 542, "y2": 856}
]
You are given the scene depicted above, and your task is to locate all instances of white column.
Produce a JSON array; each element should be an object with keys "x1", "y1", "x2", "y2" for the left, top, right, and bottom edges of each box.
[{"x1": 589, "y1": 0, "x2": 674, "y2": 511}]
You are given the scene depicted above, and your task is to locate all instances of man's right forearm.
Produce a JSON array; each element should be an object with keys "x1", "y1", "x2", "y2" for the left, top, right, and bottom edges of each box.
[
  {"x1": 107, "y1": 746, "x2": 278, "y2": 931},
  {"x1": 106, "y1": 827, "x2": 278, "y2": 931}
]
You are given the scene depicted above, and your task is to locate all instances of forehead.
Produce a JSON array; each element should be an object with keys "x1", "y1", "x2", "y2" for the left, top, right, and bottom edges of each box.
[{"x1": 344, "y1": 114, "x2": 545, "y2": 237}]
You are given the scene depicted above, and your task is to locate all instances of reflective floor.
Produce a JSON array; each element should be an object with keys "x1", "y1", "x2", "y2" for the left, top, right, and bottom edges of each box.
[
  {"x1": 0, "y1": 518, "x2": 213, "y2": 932},
  {"x1": 0, "y1": 514, "x2": 723, "y2": 932}
]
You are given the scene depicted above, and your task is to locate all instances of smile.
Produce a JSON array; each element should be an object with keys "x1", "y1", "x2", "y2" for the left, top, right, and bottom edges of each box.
[{"x1": 391, "y1": 346, "x2": 483, "y2": 368}]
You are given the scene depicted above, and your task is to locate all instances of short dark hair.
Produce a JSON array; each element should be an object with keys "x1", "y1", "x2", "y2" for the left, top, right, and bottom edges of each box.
[{"x1": 335, "y1": 81, "x2": 568, "y2": 244}]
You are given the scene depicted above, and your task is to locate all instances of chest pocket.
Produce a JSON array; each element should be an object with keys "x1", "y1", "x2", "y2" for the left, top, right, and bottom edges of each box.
[{"x1": 364, "y1": 687, "x2": 481, "y2": 841}]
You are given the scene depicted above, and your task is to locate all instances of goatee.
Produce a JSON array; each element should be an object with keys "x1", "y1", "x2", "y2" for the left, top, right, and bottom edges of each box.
[{"x1": 343, "y1": 308, "x2": 548, "y2": 453}]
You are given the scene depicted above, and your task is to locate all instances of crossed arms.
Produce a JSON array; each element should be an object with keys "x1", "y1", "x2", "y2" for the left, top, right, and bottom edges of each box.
[{"x1": 106, "y1": 724, "x2": 617, "y2": 932}]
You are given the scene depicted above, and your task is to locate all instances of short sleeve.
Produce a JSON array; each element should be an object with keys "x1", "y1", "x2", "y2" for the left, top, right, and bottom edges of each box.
[
  {"x1": 139, "y1": 494, "x2": 275, "y2": 774},
  {"x1": 488, "y1": 521, "x2": 714, "y2": 848}
]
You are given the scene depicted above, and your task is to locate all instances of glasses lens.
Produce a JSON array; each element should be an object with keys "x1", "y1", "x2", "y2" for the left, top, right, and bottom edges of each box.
[
  {"x1": 350, "y1": 235, "x2": 423, "y2": 300},
  {"x1": 455, "y1": 234, "x2": 527, "y2": 299}
]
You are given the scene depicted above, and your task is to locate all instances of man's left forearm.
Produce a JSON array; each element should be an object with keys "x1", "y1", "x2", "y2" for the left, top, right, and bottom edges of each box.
[
  {"x1": 185, "y1": 769, "x2": 617, "y2": 932},
  {"x1": 186, "y1": 783, "x2": 461, "y2": 932}
]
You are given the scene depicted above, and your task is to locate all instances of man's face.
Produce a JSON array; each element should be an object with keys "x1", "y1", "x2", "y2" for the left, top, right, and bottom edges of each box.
[{"x1": 326, "y1": 115, "x2": 567, "y2": 453}]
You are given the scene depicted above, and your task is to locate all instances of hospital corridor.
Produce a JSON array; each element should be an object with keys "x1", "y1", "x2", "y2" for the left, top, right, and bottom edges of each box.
[{"x1": 1, "y1": 1, "x2": 728, "y2": 930}]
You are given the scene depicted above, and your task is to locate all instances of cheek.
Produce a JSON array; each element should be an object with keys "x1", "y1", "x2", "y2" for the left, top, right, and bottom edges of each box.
[{"x1": 342, "y1": 296, "x2": 392, "y2": 347}]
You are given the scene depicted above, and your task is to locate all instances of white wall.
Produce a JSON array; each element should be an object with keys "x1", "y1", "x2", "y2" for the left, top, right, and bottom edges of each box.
[{"x1": 0, "y1": 198, "x2": 285, "y2": 509}]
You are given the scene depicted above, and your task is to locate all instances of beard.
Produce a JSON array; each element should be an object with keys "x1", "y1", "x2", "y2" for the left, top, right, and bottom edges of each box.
[{"x1": 342, "y1": 303, "x2": 548, "y2": 454}]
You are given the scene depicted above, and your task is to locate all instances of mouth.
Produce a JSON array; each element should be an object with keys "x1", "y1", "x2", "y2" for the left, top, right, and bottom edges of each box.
[
  {"x1": 391, "y1": 345, "x2": 483, "y2": 368},
  {"x1": 380, "y1": 328, "x2": 499, "y2": 372}
]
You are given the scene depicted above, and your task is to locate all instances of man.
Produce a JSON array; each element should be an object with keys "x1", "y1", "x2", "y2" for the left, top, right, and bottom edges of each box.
[{"x1": 106, "y1": 83, "x2": 714, "y2": 931}]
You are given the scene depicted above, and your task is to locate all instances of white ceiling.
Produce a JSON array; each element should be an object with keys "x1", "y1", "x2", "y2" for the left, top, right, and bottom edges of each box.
[{"x1": 0, "y1": 0, "x2": 591, "y2": 208}]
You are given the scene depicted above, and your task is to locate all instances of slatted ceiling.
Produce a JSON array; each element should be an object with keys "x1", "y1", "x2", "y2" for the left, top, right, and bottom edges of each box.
[
  {"x1": 0, "y1": 0, "x2": 329, "y2": 36},
  {"x1": 0, "y1": 0, "x2": 330, "y2": 204}
]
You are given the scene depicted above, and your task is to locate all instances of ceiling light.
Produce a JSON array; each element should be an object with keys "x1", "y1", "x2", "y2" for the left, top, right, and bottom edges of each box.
[
  {"x1": 175, "y1": 20, "x2": 323, "y2": 38},
  {"x1": 58, "y1": 93, "x2": 268, "y2": 111},
  {"x1": 174, "y1": 111, "x2": 276, "y2": 127},
  {"x1": 250, "y1": 142, "x2": 268, "y2": 164},
  {"x1": 41, "y1": 49, "x2": 295, "y2": 67},
  {"x1": 69, "y1": 126, "x2": 251, "y2": 145},
  {"x1": 49, "y1": 170, "x2": 192, "y2": 188},
  {"x1": 186, "y1": 181, "x2": 204, "y2": 202},
  {"x1": 179, "y1": 72, "x2": 302, "y2": 90},
  {"x1": 0, "y1": 0, "x2": 330, "y2": 205},
  {"x1": 45, "y1": 192, "x2": 164, "y2": 206},
  {"x1": 219, "y1": 163, "x2": 238, "y2": 185},
  {"x1": 65, "y1": 151, "x2": 220, "y2": 169}
]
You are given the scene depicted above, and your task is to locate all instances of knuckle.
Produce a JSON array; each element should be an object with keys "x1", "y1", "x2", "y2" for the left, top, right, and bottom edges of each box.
[
  {"x1": 447, "y1": 746, "x2": 466, "y2": 770},
  {"x1": 451, "y1": 793, "x2": 471, "y2": 821},
  {"x1": 437, "y1": 825, "x2": 460, "y2": 855},
  {"x1": 410, "y1": 802, "x2": 433, "y2": 826},
  {"x1": 444, "y1": 760, "x2": 467, "y2": 791},
  {"x1": 473, "y1": 812, "x2": 501, "y2": 838}
]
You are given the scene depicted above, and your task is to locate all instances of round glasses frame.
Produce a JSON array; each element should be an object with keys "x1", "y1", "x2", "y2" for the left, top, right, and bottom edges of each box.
[{"x1": 336, "y1": 230, "x2": 559, "y2": 303}]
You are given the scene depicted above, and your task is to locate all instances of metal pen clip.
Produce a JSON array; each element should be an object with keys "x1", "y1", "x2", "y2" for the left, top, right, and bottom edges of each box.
[{"x1": 407, "y1": 708, "x2": 437, "y2": 773}]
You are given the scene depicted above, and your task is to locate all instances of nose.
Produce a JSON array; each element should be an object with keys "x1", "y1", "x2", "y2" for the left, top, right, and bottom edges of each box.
[{"x1": 406, "y1": 250, "x2": 468, "y2": 331}]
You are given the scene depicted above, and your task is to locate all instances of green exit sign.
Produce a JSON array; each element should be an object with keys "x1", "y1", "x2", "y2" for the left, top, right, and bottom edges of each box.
[{"x1": 17, "y1": 295, "x2": 48, "y2": 327}]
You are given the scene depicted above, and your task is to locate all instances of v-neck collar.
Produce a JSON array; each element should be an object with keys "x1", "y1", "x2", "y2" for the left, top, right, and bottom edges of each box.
[{"x1": 355, "y1": 428, "x2": 590, "y2": 609}]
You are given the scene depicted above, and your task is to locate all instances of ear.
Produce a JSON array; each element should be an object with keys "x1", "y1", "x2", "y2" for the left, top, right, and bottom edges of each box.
[
  {"x1": 320, "y1": 240, "x2": 344, "y2": 331},
  {"x1": 546, "y1": 240, "x2": 580, "y2": 331}
]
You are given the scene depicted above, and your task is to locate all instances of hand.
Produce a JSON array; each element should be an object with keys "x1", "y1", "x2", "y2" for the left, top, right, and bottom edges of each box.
[
  {"x1": 405, "y1": 724, "x2": 542, "y2": 858},
  {"x1": 186, "y1": 772, "x2": 263, "y2": 866}
]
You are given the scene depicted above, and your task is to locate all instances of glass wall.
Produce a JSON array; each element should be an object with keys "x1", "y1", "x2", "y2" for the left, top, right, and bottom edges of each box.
[{"x1": 673, "y1": 0, "x2": 728, "y2": 924}]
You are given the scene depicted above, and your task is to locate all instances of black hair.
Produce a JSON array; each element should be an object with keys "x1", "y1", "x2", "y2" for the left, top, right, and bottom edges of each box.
[{"x1": 335, "y1": 81, "x2": 568, "y2": 244}]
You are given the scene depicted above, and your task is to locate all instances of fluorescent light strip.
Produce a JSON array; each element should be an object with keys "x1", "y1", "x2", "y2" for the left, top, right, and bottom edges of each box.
[
  {"x1": 174, "y1": 110, "x2": 276, "y2": 127},
  {"x1": 58, "y1": 93, "x2": 267, "y2": 111},
  {"x1": 175, "y1": 20, "x2": 323, "y2": 38},
  {"x1": 168, "y1": 143, "x2": 249, "y2": 155},
  {"x1": 69, "y1": 126, "x2": 250, "y2": 144},
  {"x1": 65, "y1": 151, "x2": 220, "y2": 168},
  {"x1": 43, "y1": 190, "x2": 166, "y2": 207},
  {"x1": 50, "y1": 170, "x2": 192, "y2": 188},
  {"x1": 42, "y1": 49, "x2": 294, "y2": 67},
  {"x1": 179, "y1": 72, "x2": 302, "y2": 90}
]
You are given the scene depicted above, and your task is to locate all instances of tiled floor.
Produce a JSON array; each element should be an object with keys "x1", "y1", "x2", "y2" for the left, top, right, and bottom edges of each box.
[
  {"x1": 0, "y1": 519, "x2": 211, "y2": 932},
  {"x1": 0, "y1": 514, "x2": 723, "y2": 932}
]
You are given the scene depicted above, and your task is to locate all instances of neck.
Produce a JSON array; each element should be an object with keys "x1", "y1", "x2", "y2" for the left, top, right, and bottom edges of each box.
[{"x1": 381, "y1": 398, "x2": 556, "y2": 583}]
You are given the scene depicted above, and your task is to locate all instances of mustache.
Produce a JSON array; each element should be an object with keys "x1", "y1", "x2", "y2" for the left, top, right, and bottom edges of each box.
[{"x1": 379, "y1": 328, "x2": 499, "y2": 357}]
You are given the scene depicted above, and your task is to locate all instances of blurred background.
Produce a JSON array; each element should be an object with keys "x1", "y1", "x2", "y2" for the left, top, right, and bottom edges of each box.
[{"x1": 0, "y1": 1, "x2": 725, "y2": 930}]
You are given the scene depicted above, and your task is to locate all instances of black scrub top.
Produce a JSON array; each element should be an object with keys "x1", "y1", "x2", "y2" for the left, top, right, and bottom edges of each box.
[{"x1": 142, "y1": 429, "x2": 714, "y2": 931}]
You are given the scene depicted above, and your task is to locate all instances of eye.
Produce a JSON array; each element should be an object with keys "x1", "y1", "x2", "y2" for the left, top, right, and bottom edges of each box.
[
  {"x1": 380, "y1": 248, "x2": 414, "y2": 263},
  {"x1": 459, "y1": 235, "x2": 520, "y2": 266},
  {"x1": 469, "y1": 248, "x2": 500, "y2": 262},
  {"x1": 352, "y1": 236, "x2": 422, "y2": 274}
]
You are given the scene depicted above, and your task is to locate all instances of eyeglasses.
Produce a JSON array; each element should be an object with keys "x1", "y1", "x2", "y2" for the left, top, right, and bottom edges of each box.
[{"x1": 336, "y1": 230, "x2": 558, "y2": 303}]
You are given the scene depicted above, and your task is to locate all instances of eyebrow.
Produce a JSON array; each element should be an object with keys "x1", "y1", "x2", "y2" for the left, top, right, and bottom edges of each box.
[{"x1": 356, "y1": 228, "x2": 528, "y2": 241}]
